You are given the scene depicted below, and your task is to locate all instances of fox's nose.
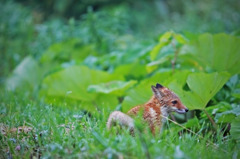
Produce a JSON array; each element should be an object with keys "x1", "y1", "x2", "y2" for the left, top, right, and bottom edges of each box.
[{"x1": 185, "y1": 109, "x2": 189, "y2": 112}]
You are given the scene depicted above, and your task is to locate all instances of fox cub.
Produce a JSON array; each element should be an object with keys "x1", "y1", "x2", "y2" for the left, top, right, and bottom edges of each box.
[{"x1": 107, "y1": 83, "x2": 188, "y2": 134}]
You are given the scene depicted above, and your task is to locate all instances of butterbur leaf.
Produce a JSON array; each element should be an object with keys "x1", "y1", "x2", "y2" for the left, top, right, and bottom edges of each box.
[
  {"x1": 40, "y1": 66, "x2": 124, "y2": 101},
  {"x1": 169, "y1": 72, "x2": 231, "y2": 110},
  {"x1": 87, "y1": 80, "x2": 137, "y2": 96},
  {"x1": 187, "y1": 72, "x2": 230, "y2": 109},
  {"x1": 6, "y1": 56, "x2": 42, "y2": 92},
  {"x1": 114, "y1": 62, "x2": 147, "y2": 78},
  {"x1": 95, "y1": 94, "x2": 119, "y2": 110},
  {"x1": 191, "y1": 33, "x2": 240, "y2": 76}
]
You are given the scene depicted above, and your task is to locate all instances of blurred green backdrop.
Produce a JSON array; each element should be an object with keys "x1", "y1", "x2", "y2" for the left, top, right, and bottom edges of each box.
[
  {"x1": 1, "y1": 1, "x2": 240, "y2": 158},
  {"x1": 1, "y1": 0, "x2": 240, "y2": 81}
]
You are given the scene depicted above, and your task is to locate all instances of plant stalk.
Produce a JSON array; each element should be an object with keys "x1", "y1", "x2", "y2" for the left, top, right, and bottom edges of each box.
[{"x1": 203, "y1": 109, "x2": 218, "y2": 130}]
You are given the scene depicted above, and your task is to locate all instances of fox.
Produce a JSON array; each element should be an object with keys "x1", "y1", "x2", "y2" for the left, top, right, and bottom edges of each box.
[{"x1": 107, "y1": 83, "x2": 188, "y2": 135}]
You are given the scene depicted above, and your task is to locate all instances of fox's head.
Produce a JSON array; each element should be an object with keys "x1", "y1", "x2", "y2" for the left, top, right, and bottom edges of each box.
[{"x1": 151, "y1": 83, "x2": 188, "y2": 114}]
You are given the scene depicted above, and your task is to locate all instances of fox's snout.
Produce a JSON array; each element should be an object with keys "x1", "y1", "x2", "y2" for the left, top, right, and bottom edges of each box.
[
  {"x1": 174, "y1": 107, "x2": 189, "y2": 114},
  {"x1": 180, "y1": 104, "x2": 188, "y2": 112},
  {"x1": 169, "y1": 103, "x2": 189, "y2": 114},
  {"x1": 175, "y1": 104, "x2": 188, "y2": 114}
]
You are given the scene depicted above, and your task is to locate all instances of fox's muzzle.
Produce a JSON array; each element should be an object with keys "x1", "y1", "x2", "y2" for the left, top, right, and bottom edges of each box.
[{"x1": 175, "y1": 108, "x2": 189, "y2": 114}]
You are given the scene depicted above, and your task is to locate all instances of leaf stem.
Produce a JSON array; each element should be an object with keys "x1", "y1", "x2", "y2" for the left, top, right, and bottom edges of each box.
[{"x1": 203, "y1": 109, "x2": 218, "y2": 130}]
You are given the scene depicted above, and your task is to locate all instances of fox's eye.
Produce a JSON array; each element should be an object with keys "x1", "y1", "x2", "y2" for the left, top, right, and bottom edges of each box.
[{"x1": 171, "y1": 100, "x2": 177, "y2": 104}]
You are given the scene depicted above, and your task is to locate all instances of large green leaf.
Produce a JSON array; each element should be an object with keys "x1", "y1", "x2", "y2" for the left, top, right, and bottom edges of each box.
[
  {"x1": 6, "y1": 56, "x2": 42, "y2": 92},
  {"x1": 169, "y1": 72, "x2": 231, "y2": 110},
  {"x1": 40, "y1": 66, "x2": 124, "y2": 102},
  {"x1": 122, "y1": 70, "x2": 190, "y2": 112},
  {"x1": 114, "y1": 62, "x2": 147, "y2": 79},
  {"x1": 87, "y1": 80, "x2": 137, "y2": 96},
  {"x1": 191, "y1": 33, "x2": 240, "y2": 75}
]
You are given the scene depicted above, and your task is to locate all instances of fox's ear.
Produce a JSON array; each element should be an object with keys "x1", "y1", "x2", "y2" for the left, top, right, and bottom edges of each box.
[
  {"x1": 151, "y1": 85, "x2": 164, "y2": 98},
  {"x1": 156, "y1": 83, "x2": 163, "y2": 89}
]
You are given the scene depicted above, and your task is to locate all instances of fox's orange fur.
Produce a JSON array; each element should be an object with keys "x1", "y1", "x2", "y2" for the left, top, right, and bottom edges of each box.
[{"x1": 107, "y1": 83, "x2": 188, "y2": 134}]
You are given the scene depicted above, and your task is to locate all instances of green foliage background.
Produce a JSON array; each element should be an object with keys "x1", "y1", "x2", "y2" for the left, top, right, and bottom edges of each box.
[{"x1": 0, "y1": 0, "x2": 240, "y2": 158}]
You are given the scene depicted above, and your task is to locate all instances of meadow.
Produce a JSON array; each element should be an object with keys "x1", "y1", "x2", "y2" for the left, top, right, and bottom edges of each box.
[{"x1": 0, "y1": 0, "x2": 240, "y2": 158}]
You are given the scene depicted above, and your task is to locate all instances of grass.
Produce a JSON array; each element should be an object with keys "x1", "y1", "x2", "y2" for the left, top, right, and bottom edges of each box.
[
  {"x1": 0, "y1": 90, "x2": 238, "y2": 159},
  {"x1": 1, "y1": 1, "x2": 239, "y2": 158}
]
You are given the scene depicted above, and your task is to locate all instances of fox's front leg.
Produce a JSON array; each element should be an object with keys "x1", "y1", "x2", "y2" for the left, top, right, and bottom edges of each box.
[{"x1": 106, "y1": 111, "x2": 134, "y2": 132}]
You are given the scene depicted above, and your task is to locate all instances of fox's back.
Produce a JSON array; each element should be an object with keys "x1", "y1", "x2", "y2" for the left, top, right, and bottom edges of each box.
[{"x1": 127, "y1": 97, "x2": 164, "y2": 133}]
